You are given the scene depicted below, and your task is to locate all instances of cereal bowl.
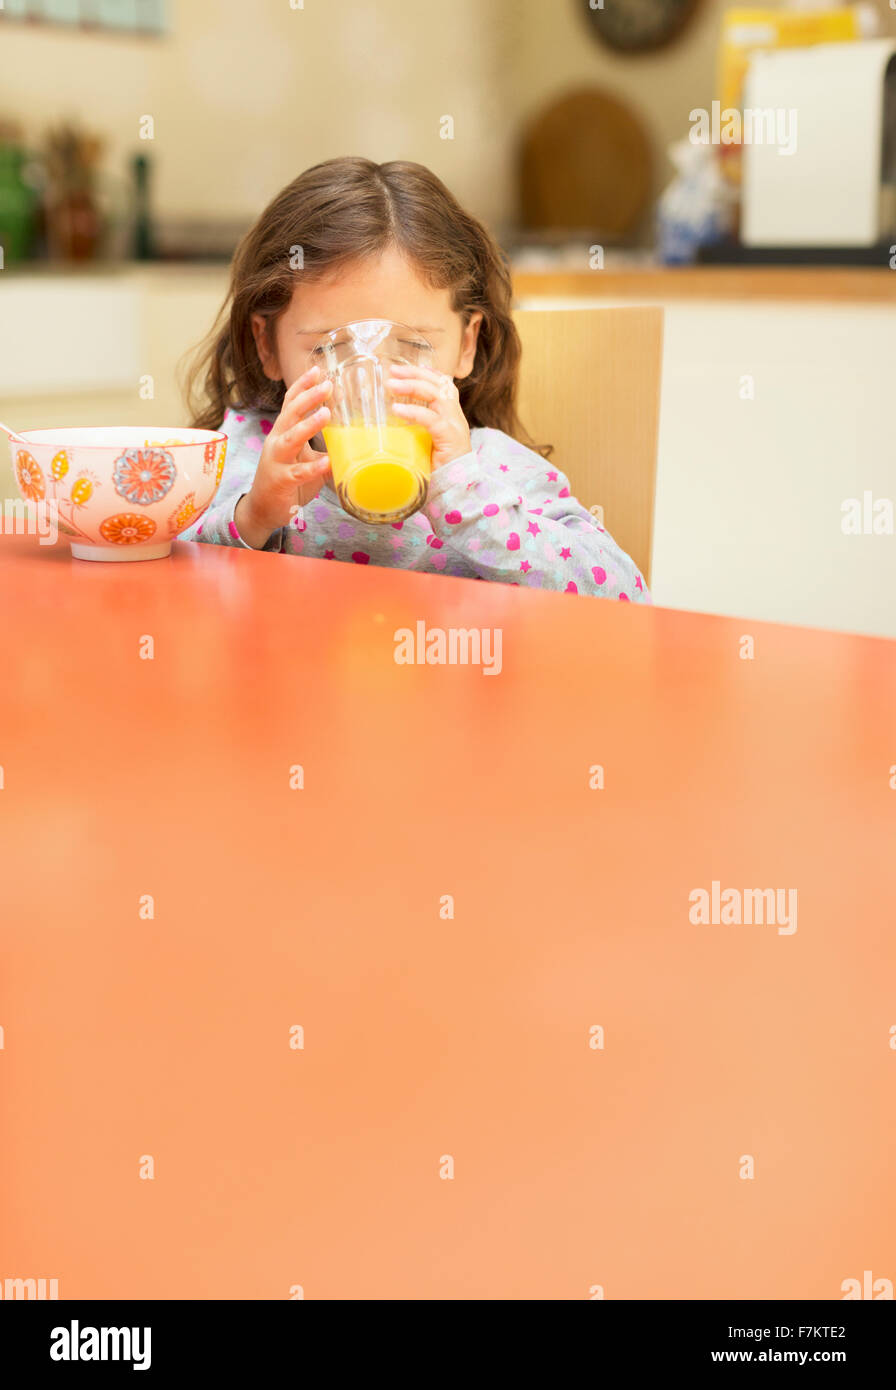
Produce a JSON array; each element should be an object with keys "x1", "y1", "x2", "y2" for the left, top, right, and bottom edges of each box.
[{"x1": 8, "y1": 425, "x2": 227, "y2": 561}]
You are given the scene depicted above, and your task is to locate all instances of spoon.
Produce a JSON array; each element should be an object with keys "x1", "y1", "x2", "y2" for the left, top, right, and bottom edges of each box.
[{"x1": 0, "y1": 419, "x2": 28, "y2": 447}]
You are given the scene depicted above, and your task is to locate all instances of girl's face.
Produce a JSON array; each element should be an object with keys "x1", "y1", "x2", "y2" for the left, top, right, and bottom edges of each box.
[{"x1": 251, "y1": 245, "x2": 482, "y2": 391}]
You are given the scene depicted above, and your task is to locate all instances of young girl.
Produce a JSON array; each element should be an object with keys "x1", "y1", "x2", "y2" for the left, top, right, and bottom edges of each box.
[{"x1": 181, "y1": 157, "x2": 649, "y2": 603}]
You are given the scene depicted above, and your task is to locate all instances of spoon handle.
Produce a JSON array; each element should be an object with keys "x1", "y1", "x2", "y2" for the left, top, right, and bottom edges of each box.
[{"x1": 0, "y1": 420, "x2": 26, "y2": 446}]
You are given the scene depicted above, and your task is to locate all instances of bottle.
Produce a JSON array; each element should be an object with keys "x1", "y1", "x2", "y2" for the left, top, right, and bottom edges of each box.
[
  {"x1": 0, "y1": 141, "x2": 37, "y2": 264},
  {"x1": 132, "y1": 153, "x2": 154, "y2": 260}
]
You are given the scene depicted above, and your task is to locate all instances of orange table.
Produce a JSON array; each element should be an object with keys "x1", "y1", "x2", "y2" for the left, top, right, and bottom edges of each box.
[{"x1": 1, "y1": 532, "x2": 895, "y2": 1301}]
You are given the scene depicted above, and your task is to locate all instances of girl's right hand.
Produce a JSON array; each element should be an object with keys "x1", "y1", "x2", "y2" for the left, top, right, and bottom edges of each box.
[{"x1": 235, "y1": 366, "x2": 333, "y2": 547}]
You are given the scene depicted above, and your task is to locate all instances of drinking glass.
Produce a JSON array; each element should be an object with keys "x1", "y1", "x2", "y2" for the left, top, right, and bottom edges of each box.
[{"x1": 309, "y1": 319, "x2": 434, "y2": 523}]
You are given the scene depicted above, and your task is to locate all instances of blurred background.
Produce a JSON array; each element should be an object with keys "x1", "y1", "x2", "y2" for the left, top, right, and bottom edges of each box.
[{"x1": 1, "y1": 0, "x2": 895, "y2": 637}]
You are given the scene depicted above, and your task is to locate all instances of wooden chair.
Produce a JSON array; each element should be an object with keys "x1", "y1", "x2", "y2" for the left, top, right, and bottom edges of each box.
[{"x1": 513, "y1": 306, "x2": 663, "y2": 585}]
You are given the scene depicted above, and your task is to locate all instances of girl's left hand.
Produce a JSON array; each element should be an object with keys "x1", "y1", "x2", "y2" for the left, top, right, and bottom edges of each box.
[{"x1": 387, "y1": 362, "x2": 472, "y2": 472}]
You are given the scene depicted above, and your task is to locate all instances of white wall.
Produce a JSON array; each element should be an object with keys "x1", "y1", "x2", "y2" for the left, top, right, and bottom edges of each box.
[
  {"x1": 0, "y1": 0, "x2": 518, "y2": 231},
  {"x1": 5, "y1": 1, "x2": 896, "y2": 237}
]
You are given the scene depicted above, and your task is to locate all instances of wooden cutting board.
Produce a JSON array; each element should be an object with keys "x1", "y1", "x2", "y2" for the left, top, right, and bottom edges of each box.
[{"x1": 519, "y1": 87, "x2": 652, "y2": 239}]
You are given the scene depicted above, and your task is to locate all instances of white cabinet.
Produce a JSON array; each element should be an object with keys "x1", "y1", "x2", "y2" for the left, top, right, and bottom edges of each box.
[
  {"x1": 518, "y1": 293, "x2": 896, "y2": 638},
  {"x1": 0, "y1": 264, "x2": 228, "y2": 488}
]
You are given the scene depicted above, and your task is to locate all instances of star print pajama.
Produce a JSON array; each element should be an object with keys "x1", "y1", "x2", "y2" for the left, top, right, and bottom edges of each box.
[{"x1": 178, "y1": 407, "x2": 651, "y2": 602}]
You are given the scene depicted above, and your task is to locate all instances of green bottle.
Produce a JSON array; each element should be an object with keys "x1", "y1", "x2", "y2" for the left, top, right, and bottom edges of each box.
[{"x1": 0, "y1": 144, "x2": 37, "y2": 264}]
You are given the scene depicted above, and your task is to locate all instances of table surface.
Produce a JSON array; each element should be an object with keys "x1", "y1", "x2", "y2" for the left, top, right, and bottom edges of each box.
[{"x1": 2, "y1": 532, "x2": 895, "y2": 1300}]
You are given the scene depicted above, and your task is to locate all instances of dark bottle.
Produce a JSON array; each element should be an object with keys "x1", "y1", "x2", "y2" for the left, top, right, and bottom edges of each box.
[{"x1": 133, "y1": 152, "x2": 154, "y2": 260}]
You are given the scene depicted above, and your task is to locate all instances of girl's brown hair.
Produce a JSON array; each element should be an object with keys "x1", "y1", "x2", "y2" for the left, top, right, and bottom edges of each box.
[{"x1": 183, "y1": 157, "x2": 549, "y2": 457}]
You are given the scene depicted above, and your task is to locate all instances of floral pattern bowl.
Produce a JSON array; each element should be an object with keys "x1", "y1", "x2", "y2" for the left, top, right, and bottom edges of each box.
[{"x1": 9, "y1": 425, "x2": 227, "y2": 562}]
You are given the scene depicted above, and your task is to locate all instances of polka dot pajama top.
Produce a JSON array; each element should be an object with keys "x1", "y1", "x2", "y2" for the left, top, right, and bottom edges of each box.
[{"x1": 179, "y1": 407, "x2": 651, "y2": 602}]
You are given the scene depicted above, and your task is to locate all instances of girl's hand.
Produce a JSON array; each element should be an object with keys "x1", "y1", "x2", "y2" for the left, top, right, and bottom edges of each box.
[
  {"x1": 387, "y1": 362, "x2": 472, "y2": 471},
  {"x1": 236, "y1": 366, "x2": 333, "y2": 547}
]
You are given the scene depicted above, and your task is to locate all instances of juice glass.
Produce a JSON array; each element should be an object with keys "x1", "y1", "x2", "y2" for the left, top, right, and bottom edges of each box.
[{"x1": 309, "y1": 319, "x2": 434, "y2": 523}]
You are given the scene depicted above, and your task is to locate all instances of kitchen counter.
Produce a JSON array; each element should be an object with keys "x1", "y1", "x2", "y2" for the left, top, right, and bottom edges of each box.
[
  {"x1": 512, "y1": 266, "x2": 896, "y2": 302},
  {"x1": 5, "y1": 259, "x2": 895, "y2": 302}
]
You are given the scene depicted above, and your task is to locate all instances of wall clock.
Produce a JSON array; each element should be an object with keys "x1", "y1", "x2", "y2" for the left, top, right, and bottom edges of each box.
[{"x1": 581, "y1": 0, "x2": 701, "y2": 54}]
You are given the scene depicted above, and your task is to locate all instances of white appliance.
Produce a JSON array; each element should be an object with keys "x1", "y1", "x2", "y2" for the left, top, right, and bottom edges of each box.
[{"x1": 742, "y1": 38, "x2": 896, "y2": 247}]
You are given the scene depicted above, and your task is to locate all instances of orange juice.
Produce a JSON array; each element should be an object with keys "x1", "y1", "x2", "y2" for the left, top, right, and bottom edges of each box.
[{"x1": 323, "y1": 422, "x2": 432, "y2": 519}]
